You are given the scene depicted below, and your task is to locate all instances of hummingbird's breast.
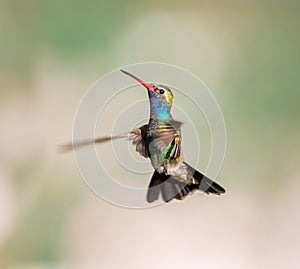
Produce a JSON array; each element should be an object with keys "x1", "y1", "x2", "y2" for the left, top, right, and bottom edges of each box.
[{"x1": 146, "y1": 118, "x2": 186, "y2": 179}]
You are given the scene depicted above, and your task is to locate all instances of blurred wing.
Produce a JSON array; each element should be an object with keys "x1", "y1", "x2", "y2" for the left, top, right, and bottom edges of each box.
[
  {"x1": 128, "y1": 125, "x2": 149, "y2": 158},
  {"x1": 151, "y1": 120, "x2": 182, "y2": 160}
]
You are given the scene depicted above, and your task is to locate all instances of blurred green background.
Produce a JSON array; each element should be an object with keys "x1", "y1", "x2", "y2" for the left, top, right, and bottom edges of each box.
[{"x1": 0, "y1": 1, "x2": 300, "y2": 268}]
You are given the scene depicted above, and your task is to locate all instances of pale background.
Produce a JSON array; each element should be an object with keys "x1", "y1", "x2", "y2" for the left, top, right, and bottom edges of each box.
[{"x1": 0, "y1": 1, "x2": 300, "y2": 269}]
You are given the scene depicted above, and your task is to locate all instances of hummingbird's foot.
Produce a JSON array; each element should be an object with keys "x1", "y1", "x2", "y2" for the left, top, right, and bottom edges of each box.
[{"x1": 156, "y1": 165, "x2": 165, "y2": 174}]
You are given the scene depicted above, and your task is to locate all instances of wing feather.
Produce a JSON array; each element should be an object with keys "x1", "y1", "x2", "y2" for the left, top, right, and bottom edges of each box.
[
  {"x1": 150, "y1": 120, "x2": 182, "y2": 161},
  {"x1": 128, "y1": 125, "x2": 149, "y2": 158}
]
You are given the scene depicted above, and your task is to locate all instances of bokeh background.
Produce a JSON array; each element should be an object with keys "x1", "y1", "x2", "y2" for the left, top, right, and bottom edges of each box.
[{"x1": 1, "y1": 1, "x2": 300, "y2": 268}]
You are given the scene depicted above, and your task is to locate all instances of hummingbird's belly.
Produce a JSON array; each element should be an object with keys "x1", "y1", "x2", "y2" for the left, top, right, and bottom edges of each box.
[
  {"x1": 165, "y1": 162, "x2": 188, "y2": 179},
  {"x1": 153, "y1": 160, "x2": 194, "y2": 184}
]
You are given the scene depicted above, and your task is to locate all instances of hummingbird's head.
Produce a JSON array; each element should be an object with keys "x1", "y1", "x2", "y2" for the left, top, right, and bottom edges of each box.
[
  {"x1": 121, "y1": 69, "x2": 174, "y2": 119},
  {"x1": 147, "y1": 84, "x2": 174, "y2": 106}
]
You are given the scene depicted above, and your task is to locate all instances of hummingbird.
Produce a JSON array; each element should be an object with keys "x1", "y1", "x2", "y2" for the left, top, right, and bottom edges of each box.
[{"x1": 59, "y1": 70, "x2": 225, "y2": 203}]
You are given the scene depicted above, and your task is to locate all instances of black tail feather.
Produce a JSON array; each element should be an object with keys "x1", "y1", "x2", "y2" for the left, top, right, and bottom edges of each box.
[
  {"x1": 193, "y1": 170, "x2": 226, "y2": 195},
  {"x1": 147, "y1": 166, "x2": 225, "y2": 203},
  {"x1": 147, "y1": 171, "x2": 170, "y2": 203}
]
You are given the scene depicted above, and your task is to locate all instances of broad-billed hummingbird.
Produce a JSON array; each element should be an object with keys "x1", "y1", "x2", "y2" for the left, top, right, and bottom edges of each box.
[{"x1": 60, "y1": 70, "x2": 225, "y2": 203}]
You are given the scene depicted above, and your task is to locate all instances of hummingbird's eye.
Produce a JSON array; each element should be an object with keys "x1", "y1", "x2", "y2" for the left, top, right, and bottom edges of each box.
[{"x1": 159, "y1": 89, "x2": 165, "y2": 94}]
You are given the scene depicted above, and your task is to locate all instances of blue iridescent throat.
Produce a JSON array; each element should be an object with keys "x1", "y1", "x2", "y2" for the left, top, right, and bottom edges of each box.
[{"x1": 148, "y1": 91, "x2": 172, "y2": 120}]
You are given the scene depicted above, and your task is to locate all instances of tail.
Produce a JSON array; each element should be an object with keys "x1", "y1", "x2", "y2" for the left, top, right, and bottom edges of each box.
[
  {"x1": 57, "y1": 134, "x2": 128, "y2": 153},
  {"x1": 147, "y1": 164, "x2": 225, "y2": 203}
]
